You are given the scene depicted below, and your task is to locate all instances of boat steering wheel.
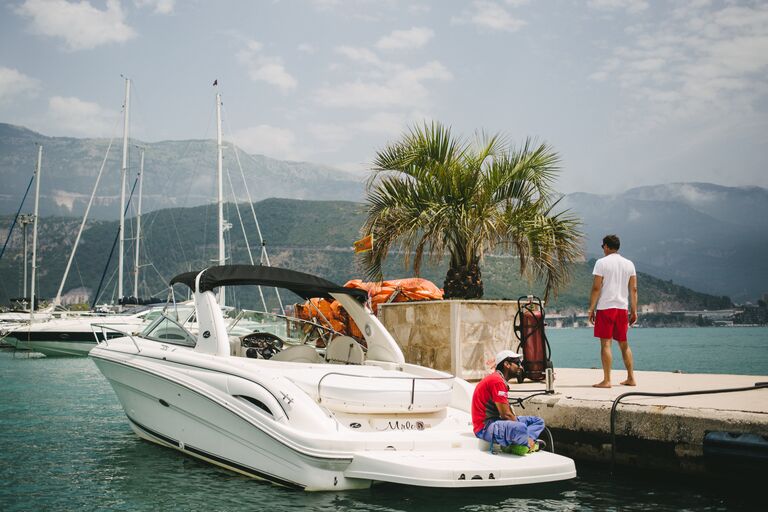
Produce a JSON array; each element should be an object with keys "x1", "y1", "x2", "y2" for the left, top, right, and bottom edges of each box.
[{"x1": 240, "y1": 332, "x2": 285, "y2": 359}]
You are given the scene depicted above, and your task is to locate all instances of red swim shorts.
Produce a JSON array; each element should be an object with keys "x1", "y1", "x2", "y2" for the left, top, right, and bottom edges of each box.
[{"x1": 594, "y1": 308, "x2": 629, "y2": 342}]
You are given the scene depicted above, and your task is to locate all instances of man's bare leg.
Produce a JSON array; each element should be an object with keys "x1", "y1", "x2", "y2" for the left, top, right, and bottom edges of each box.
[
  {"x1": 593, "y1": 338, "x2": 612, "y2": 388},
  {"x1": 618, "y1": 341, "x2": 636, "y2": 386}
]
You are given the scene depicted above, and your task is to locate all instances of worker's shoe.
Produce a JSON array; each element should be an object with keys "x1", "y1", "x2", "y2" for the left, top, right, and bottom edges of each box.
[{"x1": 502, "y1": 444, "x2": 530, "y2": 456}]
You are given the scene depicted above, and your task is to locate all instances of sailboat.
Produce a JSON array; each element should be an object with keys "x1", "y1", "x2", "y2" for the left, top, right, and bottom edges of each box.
[{"x1": 6, "y1": 79, "x2": 165, "y2": 356}]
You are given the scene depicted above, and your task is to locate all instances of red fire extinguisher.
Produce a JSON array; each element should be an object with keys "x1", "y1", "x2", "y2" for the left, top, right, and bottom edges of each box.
[{"x1": 513, "y1": 296, "x2": 553, "y2": 383}]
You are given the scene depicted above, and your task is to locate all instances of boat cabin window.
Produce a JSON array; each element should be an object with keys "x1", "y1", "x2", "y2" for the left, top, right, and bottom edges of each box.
[{"x1": 142, "y1": 315, "x2": 196, "y2": 347}]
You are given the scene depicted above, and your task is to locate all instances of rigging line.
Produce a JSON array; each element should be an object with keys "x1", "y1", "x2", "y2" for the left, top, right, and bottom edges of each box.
[
  {"x1": 224, "y1": 111, "x2": 284, "y2": 314},
  {"x1": 54, "y1": 126, "x2": 119, "y2": 306},
  {"x1": 147, "y1": 262, "x2": 168, "y2": 292},
  {"x1": 168, "y1": 208, "x2": 190, "y2": 270},
  {"x1": 225, "y1": 167, "x2": 267, "y2": 311},
  {"x1": 138, "y1": 92, "x2": 215, "y2": 256},
  {"x1": 91, "y1": 175, "x2": 139, "y2": 308},
  {"x1": 0, "y1": 173, "x2": 35, "y2": 262},
  {"x1": 93, "y1": 263, "x2": 118, "y2": 308}
]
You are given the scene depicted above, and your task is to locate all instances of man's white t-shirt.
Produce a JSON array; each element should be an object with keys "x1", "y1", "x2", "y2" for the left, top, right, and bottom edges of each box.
[{"x1": 592, "y1": 253, "x2": 636, "y2": 310}]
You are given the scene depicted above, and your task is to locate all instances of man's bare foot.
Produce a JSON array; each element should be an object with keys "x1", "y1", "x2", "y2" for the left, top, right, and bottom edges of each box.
[
  {"x1": 592, "y1": 381, "x2": 611, "y2": 388},
  {"x1": 620, "y1": 379, "x2": 636, "y2": 386}
]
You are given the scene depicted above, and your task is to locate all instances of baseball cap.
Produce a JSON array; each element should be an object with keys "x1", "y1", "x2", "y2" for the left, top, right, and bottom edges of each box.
[{"x1": 494, "y1": 350, "x2": 523, "y2": 367}]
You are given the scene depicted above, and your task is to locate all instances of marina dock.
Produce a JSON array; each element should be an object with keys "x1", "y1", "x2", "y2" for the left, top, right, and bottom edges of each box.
[{"x1": 500, "y1": 368, "x2": 768, "y2": 476}]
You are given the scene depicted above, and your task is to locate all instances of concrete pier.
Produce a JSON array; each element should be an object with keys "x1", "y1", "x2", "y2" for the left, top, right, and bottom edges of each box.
[{"x1": 496, "y1": 368, "x2": 768, "y2": 475}]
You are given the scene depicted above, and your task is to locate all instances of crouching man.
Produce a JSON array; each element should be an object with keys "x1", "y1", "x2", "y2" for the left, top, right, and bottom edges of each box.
[{"x1": 472, "y1": 350, "x2": 545, "y2": 455}]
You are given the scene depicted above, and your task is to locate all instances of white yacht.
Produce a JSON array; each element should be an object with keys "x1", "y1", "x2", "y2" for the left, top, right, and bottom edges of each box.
[
  {"x1": 4, "y1": 305, "x2": 191, "y2": 357},
  {"x1": 90, "y1": 264, "x2": 576, "y2": 491}
]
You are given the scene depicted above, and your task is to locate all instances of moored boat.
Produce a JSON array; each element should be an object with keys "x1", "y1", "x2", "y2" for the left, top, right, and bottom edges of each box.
[{"x1": 90, "y1": 264, "x2": 576, "y2": 490}]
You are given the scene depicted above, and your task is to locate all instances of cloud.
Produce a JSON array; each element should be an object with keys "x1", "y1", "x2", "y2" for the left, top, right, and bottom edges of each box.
[
  {"x1": 587, "y1": 0, "x2": 649, "y2": 14},
  {"x1": 452, "y1": 1, "x2": 526, "y2": 32},
  {"x1": 237, "y1": 40, "x2": 297, "y2": 92},
  {"x1": 375, "y1": 27, "x2": 434, "y2": 50},
  {"x1": 308, "y1": 0, "x2": 341, "y2": 10},
  {"x1": 308, "y1": 123, "x2": 353, "y2": 149},
  {"x1": 308, "y1": 111, "x2": 426, "y2": 150},
  {"x1": 231, "y1": 125, "x2": 302, "y2": 160},
  {"x1": 15, "y1": 0, "x2": 136, "y2": 50},
  {"x1": 408, "y1": 4, "x2": 431, "y2": 14},
  {"x1": 134, "y1": 0, "x2": 175, "y2": 15},
  {"x1": 589, "y1": 2, "x2": 768, "y2": 127},
  {"x1": 48, "y1": 96, "x2": 118, "y2": 137},
  {"x1": 0, "y1": 67, "x2": 40, "y2": 103},
  {"x1": 356, "y1": 111, "x2": 418, "y2": 136},
  {"x1": 315, "y1": 60, "x2": 451, "y2": 109},
  {"x1": 297, "y1": 43, "x2": 316, "y2": 54},
  {"x1": 335, "y1": 45, "x2": 384, "y2": 66}
]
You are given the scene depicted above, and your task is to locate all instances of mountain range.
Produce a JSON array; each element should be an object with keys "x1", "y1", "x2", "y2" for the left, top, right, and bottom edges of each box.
[
  {"x1": 560, "y1": 183, "x2": 768, "y2": 301},
  {"x1": 0, "y1": 199, "x2": 733, "y2": 313},
  {"x1": 1, "y1": 123, "x2": 765, "y2": 302},
  {"x1": 0, "y1": 123, "x2": 364, "y2": 219}
]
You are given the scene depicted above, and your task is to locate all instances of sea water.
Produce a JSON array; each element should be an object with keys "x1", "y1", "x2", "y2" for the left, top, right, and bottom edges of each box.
[
  {"x1": 1, "y1": 327, "x2": 765, "y2": 511},
  {"x1": 546, "y1": 326, "x2": 768, "y2": 376}
]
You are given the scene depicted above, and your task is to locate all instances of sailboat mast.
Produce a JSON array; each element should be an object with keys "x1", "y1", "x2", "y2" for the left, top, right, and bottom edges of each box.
[
  {"x1": 216, "y1": 91, "x2": 225, "y2": 306},
  {"x1": 118, "y1": 77, "x2": 130, "y2": 304},
  {"x1": 30, "y1": 144, "x2": 42, "y2": 316},
  {"x1": 133, "y1": 148, "x2": 144, "y2": 299}
]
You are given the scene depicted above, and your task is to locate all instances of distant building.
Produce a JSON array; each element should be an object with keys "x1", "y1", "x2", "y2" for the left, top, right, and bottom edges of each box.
[{"x1": 60, "y1": 287, "x2": 91, "y2": 306}]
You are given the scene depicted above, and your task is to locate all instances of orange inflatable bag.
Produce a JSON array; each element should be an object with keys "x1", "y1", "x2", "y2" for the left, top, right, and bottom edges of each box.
[{"x1": 293, "y1": 277, "x2": 443, "y2": 338}]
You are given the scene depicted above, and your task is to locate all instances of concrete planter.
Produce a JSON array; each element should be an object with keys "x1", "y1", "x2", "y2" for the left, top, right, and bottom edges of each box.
[{"x1": 378, "y1": 300, "x2": 519, "y2": 380}]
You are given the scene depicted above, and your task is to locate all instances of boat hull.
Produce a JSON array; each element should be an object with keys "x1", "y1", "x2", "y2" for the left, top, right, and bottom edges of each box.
[
  {"x1": 7, "y1": 331, "x2": 115, "y2": 357},
  {"x1": 91, "y1": 347, "x2": 576, "y2": 491},
  {"x1": 91, "y1": 355, "x2": 371, "y2": 491}
]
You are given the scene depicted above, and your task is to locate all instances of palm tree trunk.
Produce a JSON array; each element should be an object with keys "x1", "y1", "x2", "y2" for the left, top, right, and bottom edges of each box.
[{"x1": 443, "y1": 261, "x2": 483, "y2": 299}]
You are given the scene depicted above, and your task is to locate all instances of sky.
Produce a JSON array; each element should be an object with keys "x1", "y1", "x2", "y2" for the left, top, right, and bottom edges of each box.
[{"x1": 0, "y1": 0, "x2": 766, "y2": 194}]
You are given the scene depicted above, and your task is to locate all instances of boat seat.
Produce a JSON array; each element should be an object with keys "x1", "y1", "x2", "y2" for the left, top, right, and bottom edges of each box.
[
  {"x1": 270, "y1": 344, "x2": 324, "y2": 364},
  {"x1": 325, "y1": 336, "x2": 364, "y2": 365}
]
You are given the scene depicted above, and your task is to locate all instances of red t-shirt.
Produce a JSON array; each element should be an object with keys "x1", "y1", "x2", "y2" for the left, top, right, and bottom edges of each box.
[{"x1": 471, "y1": 371, "x2": 509, "y2": 434}]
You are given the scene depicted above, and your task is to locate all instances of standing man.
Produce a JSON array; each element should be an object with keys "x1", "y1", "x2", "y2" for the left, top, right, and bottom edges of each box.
[
  {"x1": 472, "y1": 350, "x2": 546, "y2": 455},
  {"x1": 588, "y1": 234, "x2": 638, "y2": 388}
]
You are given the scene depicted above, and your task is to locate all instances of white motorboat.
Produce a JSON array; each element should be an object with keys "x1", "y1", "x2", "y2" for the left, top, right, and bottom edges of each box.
[
  {"x1": 5, "y1": 305, "x2": 192, "y2": 357},
  {"x1": 90, "y1": 264, "x2": 576, "y2": 490}
]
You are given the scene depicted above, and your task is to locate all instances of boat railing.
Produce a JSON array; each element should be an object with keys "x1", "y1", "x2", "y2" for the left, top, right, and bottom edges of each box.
[
  {"x1": 91, "y1": 323, "x2": 141, "y2": 353},
  {"x1": 317, "y1": 372, "x2": 455, "y2": 411}
]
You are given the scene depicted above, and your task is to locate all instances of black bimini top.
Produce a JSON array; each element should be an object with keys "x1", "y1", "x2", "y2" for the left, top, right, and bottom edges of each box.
[{"x1": 169, "y1": 265, "x2": 368, "y2": 302}]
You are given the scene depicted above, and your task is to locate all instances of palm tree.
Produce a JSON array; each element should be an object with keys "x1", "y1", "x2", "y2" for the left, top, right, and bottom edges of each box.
[{"x1": 361, "y1": 122, "x2": 583, "y2": 300}]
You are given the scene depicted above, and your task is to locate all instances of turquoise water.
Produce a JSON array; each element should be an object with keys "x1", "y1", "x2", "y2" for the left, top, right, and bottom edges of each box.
[
  {"x1": 1, "y1": 327, "x2": 765, "y2": 511},
  {"x1": 545, "y1": 327, "x2": 768, "y2": 376}
]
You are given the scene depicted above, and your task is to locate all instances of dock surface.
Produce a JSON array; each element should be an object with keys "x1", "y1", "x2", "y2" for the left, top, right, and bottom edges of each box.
[{"x1": 494, "y1": 368, "x2": 768, "y2": 475}]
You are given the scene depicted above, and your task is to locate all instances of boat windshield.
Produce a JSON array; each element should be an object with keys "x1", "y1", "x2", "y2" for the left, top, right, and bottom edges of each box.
[
  {"x1": 228, "y1": 309, "x2": 341, "y2": 348},
  {"x1": 141, "y1": 314, "x2": 196, "y2": 347}
]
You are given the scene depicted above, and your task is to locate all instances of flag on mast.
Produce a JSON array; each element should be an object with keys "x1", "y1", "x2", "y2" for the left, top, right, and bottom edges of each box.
[{"x1": 353, "y1": 234, "x2": 373, "y2": 253}]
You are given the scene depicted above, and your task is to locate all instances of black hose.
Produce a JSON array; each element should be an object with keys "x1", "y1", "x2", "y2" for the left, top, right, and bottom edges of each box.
[
  {"x1": 508, "y1": 390, "x2": 551, "y2": 409},
  {"x1": 609, "y1": 382, "x2": 768, "y2": 474}
]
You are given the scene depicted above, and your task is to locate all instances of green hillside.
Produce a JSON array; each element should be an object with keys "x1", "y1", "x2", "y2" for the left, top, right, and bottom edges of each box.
[{"x1": 0, "y1": 198, "x2": 732, "y2": 311}]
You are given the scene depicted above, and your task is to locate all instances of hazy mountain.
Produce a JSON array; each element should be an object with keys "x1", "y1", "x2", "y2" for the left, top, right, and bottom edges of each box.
[
  {"x1": 625, "y1": 183, "x2": 768, "y2": 230},
  {"x1": 1, "y1": 123, "x2": 763, "y2": 302},
  {"x1": 560, "y1": 183, "x2": 768, "y2": 302},
  {"x1": 0, "y1": 199, "x2": 732, "y2": 312},
  {"x1": 0, "y1": 123, "x2": 365, "y2": 219}
]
